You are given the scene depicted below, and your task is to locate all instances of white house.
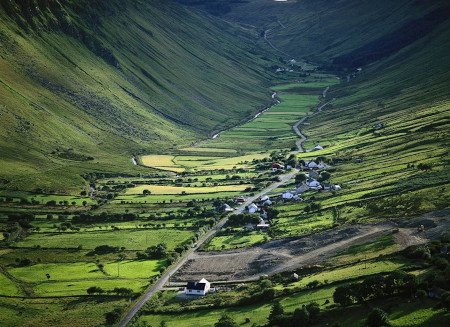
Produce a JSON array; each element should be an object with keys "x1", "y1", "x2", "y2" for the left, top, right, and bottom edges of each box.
[
  {"x1": 248, "y1": 203, "x2": 259, "y2": 213},
  {"x1": 334, "y1": 184, "x2": 342, "y2": 190},
  {"x1": 257, "y1": 218, "x2": 270, "y2": 229},
  {"x1": 314, "y1": 145, "x2": 324, "y2": 151},
  {"x1": 260, "y1": 195, "x2": 269, "y2": 202},
  {"x1": 304, "y1": 160, "x2": 326, "y2": 170},
  {"x1": 185, "y1": 278, "x2": 211, "y2": 296},
  {"x1": 306, "y1": 179, "x2": 322, "y2": 190},
  {"x1": 282, "y1": 191, "x2": 294, "y2": 199},
  {"x1": 223, "y1": 204, "x2": 234, "y2": 212}
]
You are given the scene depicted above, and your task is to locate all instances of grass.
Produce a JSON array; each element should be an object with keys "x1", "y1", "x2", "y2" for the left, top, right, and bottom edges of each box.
[
  {"x1": 204, "y1": 232, "x2": 266, "y2": 250},
  {"x1": 0, "y1": 0, "x2": 273, "y2": 192},
  {"x1": 331, "y1": 234, "x2": 400, "y2": 265},
  {"x1": 0, "y1": 271, "x2": 21, "y2": 296},
  {"x1": 277, "y1": 259, "x2": 406, "y2": 290},
  {"x1": 33, "y1": 279, "x2": 149, "y2": 297},
  {"x1": 14, "y1": 229, "x2": 194, "y2": 251},
  {"x1": 9, "y1": 262, "x2": 105, "y2": 283},
  {"x1": 0, "y1": 296, "x2": 128, "y2": 327},
  {"x1": 139, "y1": 285, "x2": 337, "y2": 327},
  {"x1": 125, "y1": 184, "x2": 252, "y2": 195},
  {"x1": 103, "y1": 260, "x2": 164, "y2": 279}
]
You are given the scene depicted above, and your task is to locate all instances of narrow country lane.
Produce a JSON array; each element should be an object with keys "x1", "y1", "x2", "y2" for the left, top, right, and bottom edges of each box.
[{"x1": 118, "y1": 169, "x2": 297, "y2": 327}]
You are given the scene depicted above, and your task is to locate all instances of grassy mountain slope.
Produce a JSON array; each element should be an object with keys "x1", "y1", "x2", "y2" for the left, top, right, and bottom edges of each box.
[
  {"x1": 0, "y1": 0, "x2": 274, "y2": 192},
  {"x1": 299, "y1": 17, "x2": 450, "y2": 219},
  {"x1": 223, "y1": 0, "x2": 449, "y2": 65}
]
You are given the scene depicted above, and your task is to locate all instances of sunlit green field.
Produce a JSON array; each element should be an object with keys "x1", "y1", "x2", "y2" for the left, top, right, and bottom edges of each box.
[
  {"x1": 125, "y1": 184, "x2": 252, "y2": 195},
  {"x1": 15, "y1": 229, "x2": 194, "y2": 251}
]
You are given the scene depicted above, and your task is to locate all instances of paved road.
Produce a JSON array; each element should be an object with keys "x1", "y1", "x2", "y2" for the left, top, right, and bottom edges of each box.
[{"x1": 118, "y1": 169, "x2": 297, "y2": 326}]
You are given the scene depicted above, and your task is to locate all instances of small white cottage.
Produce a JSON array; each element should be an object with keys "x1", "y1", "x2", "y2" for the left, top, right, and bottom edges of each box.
[{"x1": 185, "y1": 278, "x2": 211, "y2": 296}]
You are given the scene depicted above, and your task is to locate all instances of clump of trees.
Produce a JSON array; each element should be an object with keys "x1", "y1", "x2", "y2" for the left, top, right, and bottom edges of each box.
[
  {"x1": 136, "y1": 243, "x2": 167, "y2": 260},
  {"x1": 92, "y1": 245, "x2": 121, "y2": 255},
  {"x1": 87, "y1": 286, "x2": 134, "y2": 297},
  {"x1": 333, "y1": 271, "x2": 417, "y2": 306},
  {"x1": 214, "y1": 314, "x2": 239, "y2": 327},
  {"x1": 72, "y1": 212, "x2": 138, "y2": 224},
  {"x1": 105, "y1": 308, "x2": 122, "y2": 325},
  {"x1": 365, "y1": 193, "x2": 422, "y2": 217},
  {"x1": 227, "y1": 213, "x2": 260, "y2": 227},
  {"x1": 367, "y1": 308, "x2": 391, "y2": 327},
  {"x1": 264, "y1": 300, "x2": 321, "y2": 327}
]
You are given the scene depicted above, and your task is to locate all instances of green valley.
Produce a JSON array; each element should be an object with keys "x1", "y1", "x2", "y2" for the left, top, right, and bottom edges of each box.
[{"x1": 0, "y1": 0, "x2": 449, "y2": 327}]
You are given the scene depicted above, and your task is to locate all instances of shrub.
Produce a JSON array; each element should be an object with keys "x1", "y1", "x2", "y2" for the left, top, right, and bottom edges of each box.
[{"x1": 367, "y1": 308, "x2": 391, "y2": 327}]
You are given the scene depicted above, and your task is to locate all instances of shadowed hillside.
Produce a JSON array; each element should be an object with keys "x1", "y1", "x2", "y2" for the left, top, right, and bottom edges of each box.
[{"x1": 0, "y1": 0, "x2": 275, "y2": 192}]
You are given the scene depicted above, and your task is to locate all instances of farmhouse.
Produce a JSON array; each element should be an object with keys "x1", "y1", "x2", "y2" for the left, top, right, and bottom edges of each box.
[
  {"x1": 235, "y1": 196, "x2": 246, "y2": 204},
  {"x1": 314, "y1": 145, "x2": 324, "y2": 151},
  {"x1": 257, "y1": 218, "x2": 270, "y2": 229},
  {"x1": 308, "y1": 170, "x2": 319, "y2": 179},
  {"x1": 260, "y1": 195, "x2": 273, "y2": 206},
  {"x1": 282, "y1": 191, "x2": 294, "y2": 199},
  {"x1": 272, "y1": 162, "x2": 285, "y2": 171},
  {"x1": 223, "y1": 204, "x2": 234, "y2": 212},
  {"x1": 248, "y1": 203, "x2": 259, "y2": 213},
  {"x1": 306, "y1": 178, "x2": 322, "y2": 190},
  {"x1": 185, "y1": 278, "x2": 211, "y2": 296},
  {"x1": 304, "y1": 160, "x2": 326, "y2": 170},
  {"x1": 296, "y1": 183, "x2": 310, "y2": 194}
]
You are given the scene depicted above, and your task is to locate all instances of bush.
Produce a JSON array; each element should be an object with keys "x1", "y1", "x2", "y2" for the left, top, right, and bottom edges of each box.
[
  {"x1": 214, "y1": 314, "x2": 239, "y2": 327},
  {"x1": 367, "y1": 308, "x2": 391, "y2": 327},
  {"x1": 105, "y1": 308, "x2": 122, "y2": 325}
]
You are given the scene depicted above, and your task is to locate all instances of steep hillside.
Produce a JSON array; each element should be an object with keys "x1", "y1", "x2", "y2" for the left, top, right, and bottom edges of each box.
[
  {"x1": 221, "y1": 0, "x2": 449, "y2": 66},
  {"x1": 0, "y1": 0, "x2": 274, "y2": 192}
]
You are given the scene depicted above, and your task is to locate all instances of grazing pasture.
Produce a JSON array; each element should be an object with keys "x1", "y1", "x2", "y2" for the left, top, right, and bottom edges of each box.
[
  {"x1": 15, "y1": 229, "x2": 195, "y2": 251},
  {"x1": 125, "y1": 184, "x2": 252, "y2": 195}
]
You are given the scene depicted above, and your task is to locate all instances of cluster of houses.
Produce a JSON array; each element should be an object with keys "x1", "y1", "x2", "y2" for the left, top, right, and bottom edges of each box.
[{"x1": 246, "y1": 195, "x2": 273, "y2": 229}]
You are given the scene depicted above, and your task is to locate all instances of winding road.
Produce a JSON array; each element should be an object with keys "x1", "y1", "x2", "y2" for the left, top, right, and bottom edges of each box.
[
  {"x1": 292, "y1": 87, "x2": 334, "y2": 153},
  {"x1": 120, "y1": 85, "x2": 332, "y2": 326}
]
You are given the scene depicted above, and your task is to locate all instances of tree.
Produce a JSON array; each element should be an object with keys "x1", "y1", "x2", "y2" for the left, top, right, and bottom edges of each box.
[
  {"x1": 367, "y1": 308, "x2": 390, "y2": 327},
  {"x1": 142, "y1": 189, "x2": 151, "y2": 195},
  {"x1": 305, "y1": 302, "x2": 320, "y2": 321},
  {"x1": 268, "y1": 301, "x2": 286, "y2": 326},
  {"x1": 333, "y1": 285, "x2": 354, "y2": 306},
  {"x1": 292, "y1": 306, "x2": 310, "y2": 326},
  {"x1": 105, "y1": 308, "x2": 122, "y2": 325},
  {"x1": 318, "y1": 171, "x2": 331, "y2": 182},
  {"x1": 87, "y1": 286, "x2": 104, "y2": 295},
  {"x1": 295, "y1": 173, "x2": 307, "y2": 184},
  {"x1": 215, "y1": 314, "x2": 239, "y2": 327}
]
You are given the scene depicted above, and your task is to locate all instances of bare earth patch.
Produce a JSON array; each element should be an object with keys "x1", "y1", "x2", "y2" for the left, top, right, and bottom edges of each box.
[{"x1": 173, "y1": 209, "x2": 450, "y2": 282}]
